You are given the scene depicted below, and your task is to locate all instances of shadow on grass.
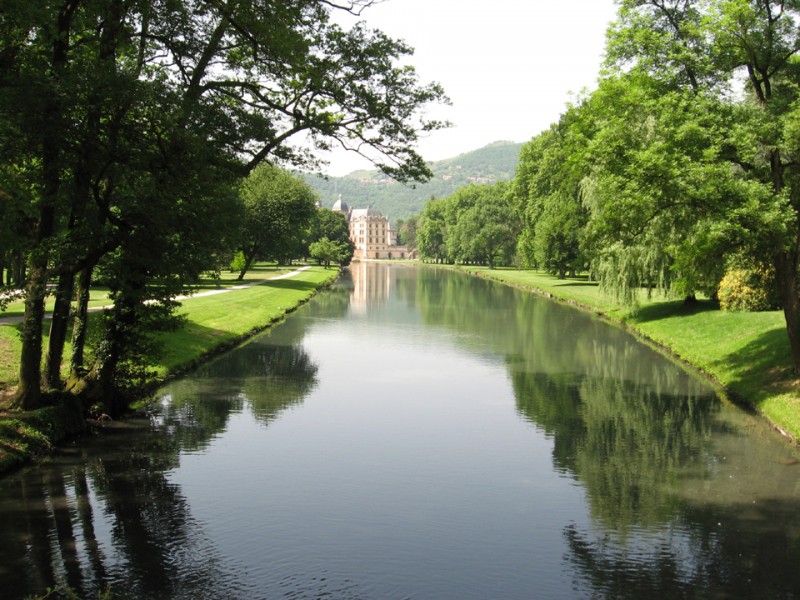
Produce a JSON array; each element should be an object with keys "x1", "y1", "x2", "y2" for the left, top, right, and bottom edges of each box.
[
  {"x1": 628, "y1": 299, "x2": 719, "y2": 324},
  {"x1": 550, "y1": 281, "x2": 600, "y2": 288},
  {"x1": 262, "y1": 278, "x2": 318, "y2": 293},
  {"x1": 193, "y1": 270, "x2": 290, "y2": 290},
  {"x1": 710, "y1": 327, "x2": 792, "y2": 401}
]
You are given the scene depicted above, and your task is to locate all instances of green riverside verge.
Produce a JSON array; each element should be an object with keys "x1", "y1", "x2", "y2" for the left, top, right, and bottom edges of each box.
[
  {"x1": 0, "y1": 265, "x2": 339, "y2": 476},
  {"x1": 448, "y1": 264, "x2": 800, "y2": 444}
]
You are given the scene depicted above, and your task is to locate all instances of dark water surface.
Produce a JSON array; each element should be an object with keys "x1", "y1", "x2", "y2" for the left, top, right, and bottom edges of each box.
[{"x1": 2, "y1": 263, "x2": 800, "y2": 599}]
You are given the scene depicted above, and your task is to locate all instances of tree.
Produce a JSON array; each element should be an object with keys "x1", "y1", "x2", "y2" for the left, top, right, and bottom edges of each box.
[
  {"x1": 533, "y1": 192, "x2": 587, "y2": 278},
  {"x1": 396, "y1": 215, "x2": 419, "y2": 249},
  {"x1": 2, "y1": 0, "x2": 448, "y2": 409},
  {"x1": 237, "y1": 165, "x2": 318, "y2": 279},
  {"x1": 512, "y1": 115, "x2": 589, "y2": 275},
  {"x1": 309, "y1": 237, "x2": 350, "y2": 267},
  {"x1": 449, "y1": 183, "x2": 519, "y2": 268},
  {"x1": 591, "y1": 0, "x2": 800, "y2": 374},
  {"x1": 309, "y1": 208, "x2": 354, "y2": 263},
  {"x1": 417, "y1": 198, "x2": 450, "y2": 263},
  {"x1": 575, "y1": 73, "x2": 747, "y2": 304}
]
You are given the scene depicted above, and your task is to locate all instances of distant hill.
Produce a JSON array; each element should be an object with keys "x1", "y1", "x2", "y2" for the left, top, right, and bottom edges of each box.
[{"x1": 300, "y1": 140, "x2": 524, "y2": 221}]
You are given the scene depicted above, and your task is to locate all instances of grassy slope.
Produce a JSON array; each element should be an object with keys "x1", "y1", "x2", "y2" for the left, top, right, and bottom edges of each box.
[
  {"x1": 455, "y1": 265, "x2": 800, "y2": 442},
  {"x1": 156, "y1": 266, "x2": 337, "y2": 375}
]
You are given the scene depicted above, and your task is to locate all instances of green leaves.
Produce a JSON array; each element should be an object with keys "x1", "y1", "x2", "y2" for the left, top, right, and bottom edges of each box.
[
  {"x1": 416, "y1": 182, "x2": 518, "y2": 268},
  {"x1": 238, "y1": 164, "x2": 318, "y2": 271}
]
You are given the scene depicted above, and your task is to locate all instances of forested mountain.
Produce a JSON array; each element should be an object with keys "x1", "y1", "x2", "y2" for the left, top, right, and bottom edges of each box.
[{"x1": 301, "y1": 141, "x2": 523, "y2": 220}]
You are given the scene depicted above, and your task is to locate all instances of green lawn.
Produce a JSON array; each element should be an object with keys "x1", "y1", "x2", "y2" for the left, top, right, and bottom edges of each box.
[
  {"x1": 452, "y1": 265, "x2": 800, "y2": 442},
  {"x1": 0, "y1": 262, "x2": 296, "y2": 320},
  {"x1": 0, "y1": 326, "x2": 20, "y2": 388},
  {"x1": 156, "y1": 266, "x2": 336, "y2": 375},
  {"x1": 0, "y1": 263, "x2": 337, "y2": 389}
]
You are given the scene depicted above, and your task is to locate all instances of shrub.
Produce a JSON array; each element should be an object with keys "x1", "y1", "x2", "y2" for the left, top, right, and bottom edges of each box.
[{"x1": 717, "y1": 267, "x2": 779, "y2": 312}]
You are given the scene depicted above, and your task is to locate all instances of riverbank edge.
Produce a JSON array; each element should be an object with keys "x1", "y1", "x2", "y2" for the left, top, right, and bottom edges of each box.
[
  {"x1": 0, "y1": 267, "x2": 341, "y2": 477},
  {"x1": 437, "y1": 263, "x2": 797, "y2": 445}
]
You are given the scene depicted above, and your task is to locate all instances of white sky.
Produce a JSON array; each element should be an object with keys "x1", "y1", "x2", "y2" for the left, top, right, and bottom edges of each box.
[{"x1": 317, "y1": 0, "x2": 620, "y2": 175}]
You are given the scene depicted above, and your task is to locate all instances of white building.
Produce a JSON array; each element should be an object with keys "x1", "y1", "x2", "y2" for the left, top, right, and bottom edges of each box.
[{"x1": 332, "y1": 196, "x2": 414, "y2": 260}]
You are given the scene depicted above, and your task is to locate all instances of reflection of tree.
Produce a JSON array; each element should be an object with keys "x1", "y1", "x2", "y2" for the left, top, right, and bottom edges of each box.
[
  {"x1": 577, "y1": 376, "x2": 716, "y2": 528},
  {"x1": 240, "y1": 343, "x2": 318, "y2": 426},
  {"x1": 513, "y1": 370, "x2": 719, "y2": 529},
  {"x1": 1, "y1": 302, "x2": 323, "y2": 599},
  {"x1": 160, "y1": 377, "x2": 246, "y2": 453},
  {"x1": 513, "y1": 372, "x2": 584, "y2": 475},
  {"x1": 0, "y1": 427, "x2": 239, "y2": 600},
  {"x1": 159, "y1": 303, "x2": 320, "y2": 448},
  {"x1": 414, "y1": 267, "x2": 688, "y2": 387},
  {"x1": 305, "y1": 269, "x2": 352, "y2": 319},
  {"x1": 414, "y1": 268, "x2": 720, "y2": 528},
  {"x1": 566, "y1": 492, "x2": 800, "y2": 598}
]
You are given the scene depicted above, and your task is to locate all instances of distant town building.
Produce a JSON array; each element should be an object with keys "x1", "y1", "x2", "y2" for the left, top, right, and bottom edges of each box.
[{"x1": 331, "y1": 195, "x2": 415, "y2": 260}]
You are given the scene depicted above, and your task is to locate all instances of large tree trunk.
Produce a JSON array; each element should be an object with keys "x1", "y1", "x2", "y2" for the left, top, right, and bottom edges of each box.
[
  {"x1": 45, "y1": 271, "x2": 75, "y2": 389},
  {"x1": 237, "y1": 248, "x2": 257, "y2": 280},
  {"x1": 775, "y1": 249, "x2": 800, "y2": 374},
  {"x1": 15, "y1": 257, "x2": 50, "y2": 409},
  {"x1": 88, "y1": 304, "x2": 128, "y2": 417},
  {"x1": 69, "y1": 266, "x2": 93, "y2": 383},
  {"x1": 14, "y1": 1, "x2": 78, "y2": 410},
  {"x1": 13, "y1": 250, "x2": 25, "y2": 287},
  {"x1": 87, "y1": 263, "x2": 146, "y2": 417}
]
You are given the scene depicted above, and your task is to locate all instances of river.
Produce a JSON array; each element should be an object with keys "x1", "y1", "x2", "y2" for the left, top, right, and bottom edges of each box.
[{"x1": 1, "y1": 262, "x2": 800, "y2": 599}]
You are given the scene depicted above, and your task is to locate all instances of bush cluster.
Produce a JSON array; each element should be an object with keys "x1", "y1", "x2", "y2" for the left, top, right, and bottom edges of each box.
[{"x1": 717, "y1": 268, "x2": 779, "y2": 312}]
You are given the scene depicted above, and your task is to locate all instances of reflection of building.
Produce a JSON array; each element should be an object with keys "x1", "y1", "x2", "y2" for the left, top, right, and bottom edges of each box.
[
  {"x1": 332, "y1": 195, "x2": 415, "y2": 260},
  {"x1": 348, "y1": 261, "x2": 391, "y2": 312}
]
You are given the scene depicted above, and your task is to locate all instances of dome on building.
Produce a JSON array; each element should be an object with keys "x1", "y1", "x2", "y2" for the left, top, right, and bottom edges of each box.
[{"x1": 332, "y1": 194, "x2": 349, "y2": 213}]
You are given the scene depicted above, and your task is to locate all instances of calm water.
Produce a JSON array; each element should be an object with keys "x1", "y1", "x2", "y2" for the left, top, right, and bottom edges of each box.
[{"x1": 2, "y1": 263, "x2": 800, "y2": 599}]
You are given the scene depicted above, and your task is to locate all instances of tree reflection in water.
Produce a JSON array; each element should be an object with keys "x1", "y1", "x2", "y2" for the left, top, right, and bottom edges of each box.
[
  {"x1": 0, "y1": 427, "x2": 239, "y2": 599},
  {"x1": 0, "y1": 316, "x2": 322, "y2": 599},
  {"x1": 3, "y1": 265, "x2": 800, "y2": 598},
  {"x1": 412, "y1": 266, "x2": 800, "y2": 597}
]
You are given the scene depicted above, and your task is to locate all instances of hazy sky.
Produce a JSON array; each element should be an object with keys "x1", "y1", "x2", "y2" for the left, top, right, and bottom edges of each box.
[{"x1": 319, "y1": 0, "x2": 620, "y2": 175}]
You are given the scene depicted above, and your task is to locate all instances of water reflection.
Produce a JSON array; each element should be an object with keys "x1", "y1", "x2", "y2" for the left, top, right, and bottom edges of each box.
[
  {"x1": 565, "y1": 488, "x2": 800, "y2": 599},
  {"x1": 159, "y1": 317, "x2": 320, "y2": 452},
  {"x1": 408, "y1": 266, "x2": 800, "y2": 597},
  {"x1": 1, "y1": 264, "x2": 799, "y2": 599},
  {"x1": 0, "y1": 308, "x2": 322, "y2": 599},
  {"x1": 0, "y1": 427, "x2": 245, "y2": 600}
]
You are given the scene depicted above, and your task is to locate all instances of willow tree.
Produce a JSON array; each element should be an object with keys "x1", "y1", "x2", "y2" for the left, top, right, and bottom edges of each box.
[{"x1": 2, "y1": 0, "x2": 448, "y2": 410}]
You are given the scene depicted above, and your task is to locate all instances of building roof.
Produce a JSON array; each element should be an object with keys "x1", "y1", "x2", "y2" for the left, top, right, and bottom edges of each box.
[
  {"x1": 350, "y1": 206, "x2": 383, "y2": 219},
  {"x1": 331, "y1": 194, "x2": 349, "y2": 213}
]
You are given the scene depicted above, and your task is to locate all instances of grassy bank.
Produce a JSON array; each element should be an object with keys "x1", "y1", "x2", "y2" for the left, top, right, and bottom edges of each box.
[
  {"x1": 155, "y1": 265, "x2": 338, "y2": 377},
  {"x1": 0, "y1": 264, "x2": 339, "y2": 475},
  {"x1": 453, "y1": 265, "x2": 800, "y2": 443}
]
